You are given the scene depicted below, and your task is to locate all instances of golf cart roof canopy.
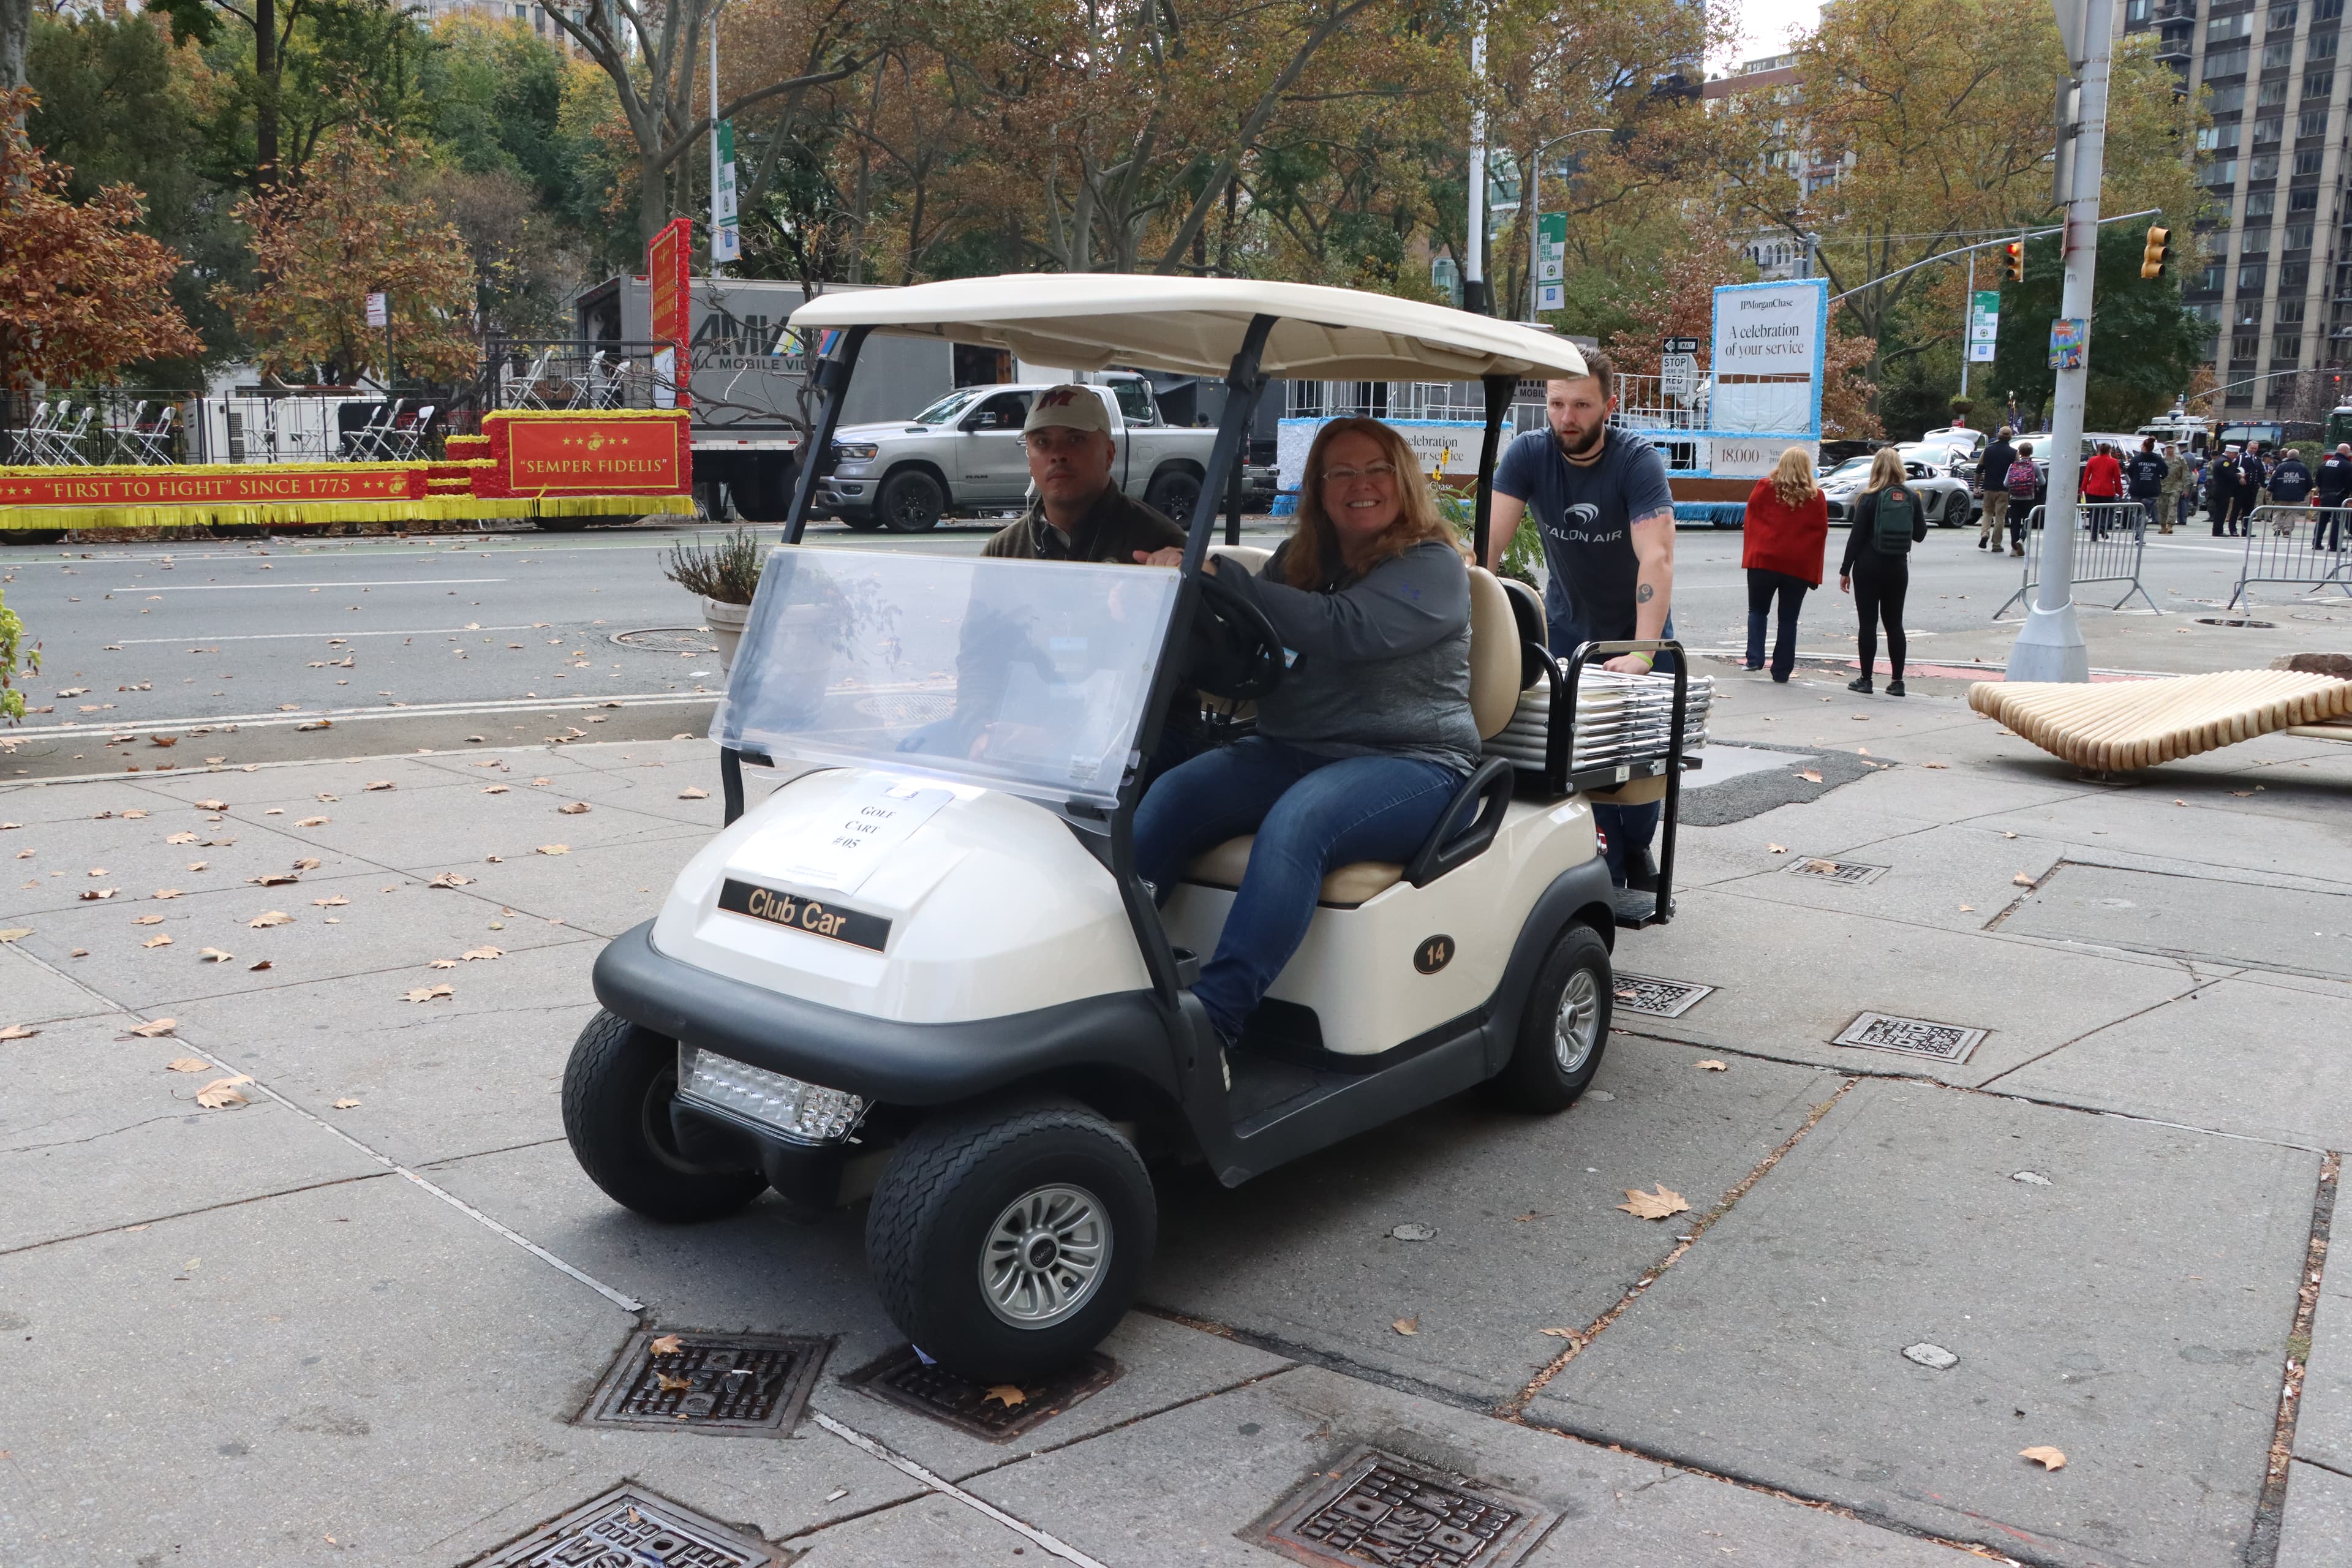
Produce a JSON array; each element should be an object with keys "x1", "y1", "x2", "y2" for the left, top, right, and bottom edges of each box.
[{"x1": 786, "y1": 274, "x2": 1591, "y2": 385}]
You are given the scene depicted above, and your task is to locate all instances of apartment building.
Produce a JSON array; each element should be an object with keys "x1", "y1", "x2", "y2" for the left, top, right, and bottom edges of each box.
[
  {"x1": 1706, "y1": 53, "x2": 1843, "y2": 281},
  {"x1": 412, "y1": 0, "x2": 586, "y2": 52},
  {"x1": 2155, "y1": 0, "x2": 2350, "y2": 415}
]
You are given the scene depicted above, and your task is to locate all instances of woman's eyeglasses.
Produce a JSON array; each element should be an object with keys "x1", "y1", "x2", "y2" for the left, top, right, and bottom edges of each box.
[{"x1": 1319, "y1": 462, "x2": 1398, "y2": 484}]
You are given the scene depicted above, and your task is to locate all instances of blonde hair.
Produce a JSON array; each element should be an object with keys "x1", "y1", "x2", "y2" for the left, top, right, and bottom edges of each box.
[
  {"x1": 1866, "y1": 446, "x2": 1905, "y2": 492},
  {"x1": 1287, "y1": 417, "x2": 1466, "y2": 588},
  {"x1": 1769, "y1": 446, "x2": 1819, "y2": 508}
]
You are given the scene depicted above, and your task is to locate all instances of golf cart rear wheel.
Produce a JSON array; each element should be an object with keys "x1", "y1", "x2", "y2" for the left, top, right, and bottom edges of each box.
[
  {"x1": 865, "y1": 1098, "x2": 1153, "y2": 1382},
  {"x1": 1490, "y1": 922, "x2": 1613, "y2": 1114},
  {"x1": 560, "y1": 1009, "x2": 766, "y2": 1221}
]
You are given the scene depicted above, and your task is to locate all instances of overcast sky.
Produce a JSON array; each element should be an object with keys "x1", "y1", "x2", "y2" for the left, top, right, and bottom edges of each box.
[{"x1": 1720, "y1": 0, "x2": 1823, "y2": 66}]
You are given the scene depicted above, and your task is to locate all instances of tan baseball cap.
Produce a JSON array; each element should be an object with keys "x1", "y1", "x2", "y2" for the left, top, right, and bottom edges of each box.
[{"x1": 1022, "y1": 384, "x2": 1112, "y2": 436}]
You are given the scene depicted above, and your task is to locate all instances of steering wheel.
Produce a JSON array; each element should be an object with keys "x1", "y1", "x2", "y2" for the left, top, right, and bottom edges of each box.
[{"x1": 1185, "y1": 566, "x2": 1287, "y2": 701}]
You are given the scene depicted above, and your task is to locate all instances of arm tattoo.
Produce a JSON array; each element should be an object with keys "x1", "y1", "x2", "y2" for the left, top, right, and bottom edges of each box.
[{"x1": 1635, "y1": 582, "x2": 1654, "y2": 604}]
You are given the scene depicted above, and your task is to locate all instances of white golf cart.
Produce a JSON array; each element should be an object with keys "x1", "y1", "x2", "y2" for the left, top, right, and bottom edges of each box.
[{"x1": 564, "y1": 276, "x2": 1691, "y2": 1380}]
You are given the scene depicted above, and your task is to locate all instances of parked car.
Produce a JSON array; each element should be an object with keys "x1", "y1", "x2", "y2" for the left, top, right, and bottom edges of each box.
[
  {"x1": 815, "y1": 375, "x2": 1221, "y2": 532},
  {"x1": 1820, "y1": 450, "x2": 1976, "y2": 527}
]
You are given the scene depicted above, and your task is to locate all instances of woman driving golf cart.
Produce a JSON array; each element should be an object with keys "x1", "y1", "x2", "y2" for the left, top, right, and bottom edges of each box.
[{"x1": 1133, "y1": 418, "x2": 1478, "y2": 1054}]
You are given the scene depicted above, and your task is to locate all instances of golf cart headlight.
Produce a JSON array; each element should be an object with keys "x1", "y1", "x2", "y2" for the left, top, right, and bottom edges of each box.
[
  {"x1": 676, "y1": 1046, "x2": 868, "y2": 1144},
  {"x1": 831, "y1": 442, "x2": 879, "y2": 462}
]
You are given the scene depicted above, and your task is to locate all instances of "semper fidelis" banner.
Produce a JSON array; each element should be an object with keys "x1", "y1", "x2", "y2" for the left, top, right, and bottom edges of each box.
[{"x1": 480, "y1": 410, "x2": 691, "y2": 498}]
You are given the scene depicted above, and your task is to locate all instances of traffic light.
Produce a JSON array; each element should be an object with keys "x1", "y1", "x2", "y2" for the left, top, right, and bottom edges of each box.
[
  {"x1": 2002, "y1": 240, "x2": 2026, "y2": 282},
  {"x1": 2140, "y1": 224, "x2": 2171, "y2": 280}
]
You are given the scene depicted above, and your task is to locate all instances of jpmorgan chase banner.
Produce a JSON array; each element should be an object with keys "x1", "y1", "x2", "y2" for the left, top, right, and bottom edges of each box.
[{"x1": 1711, "y1": 281, "x2": 1824, "y2": 375}]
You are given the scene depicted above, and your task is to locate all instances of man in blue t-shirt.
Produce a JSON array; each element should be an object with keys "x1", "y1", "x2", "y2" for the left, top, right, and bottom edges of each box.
[{"x1": 1485, "y1": 352, "x2": 1678, "y2": 891}]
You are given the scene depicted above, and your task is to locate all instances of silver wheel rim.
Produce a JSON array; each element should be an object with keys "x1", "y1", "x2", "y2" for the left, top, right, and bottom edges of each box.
[
  {"x1": 979, "y1": 1183, "x2": 1110, "y2": 1328},
  {"x1": 1555, "y1": 968, "x2": 1600, "y2": 1075}
]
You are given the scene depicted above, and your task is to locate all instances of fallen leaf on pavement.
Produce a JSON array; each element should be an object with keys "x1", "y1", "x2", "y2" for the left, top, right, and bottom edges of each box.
[
  {"x1": 1796, "y1": 769, "x2": 1822, "y2": 783},
  {"x1": 557, "y1": 801, "x2": 591, "y2": 815},
  {"x1": 166, "y1": 832, "x2": 197, "y2": 845},
  {"x1": 481, "y1": 785, "x2": 510, "y2": 794},
  {"x1": 248, "y1": 873, "x2": 298, "y2": 886},
  {"x1": 2019, "y1": 1446, "x2": 2067, "y2": 1471},
  {"x1": 2002, "y1": 831, "x2": 2017, "y2": 839},
  {"x1": 194, "y1": 799, "x2": 227, "y2": 811},
  {"x1": 1616, "y1": 1184, "x2": 1691, "y2": 1221},
  {"x1": 531, "y1": 777, "x2": 552, "y2": 786},
  {"x1": 0, "y1": 1023, "x2": 37, "y2": 1041},
  {"x1": 331, "y1": 1098, "x2": 361, "y2": 1110},
  {"x1": 1766, "y1": 843, "x2": 1787, "y2": 854},
  {"x1": 296, "y1": 816, "x2": 329, "y2": 827},
  {"x1": 165, "y1": 1058, "x2": 209, "y2": 1073},
  {"x1": 249, "y1": 911, "x2": 293, "y2": 928},
  {"x1": 1513, "y1": 1211, "x2": 1548, "y2": 1223},
  {"x1": 363, "y1": 781, "x2": 394, "y2": 792},
  {"x1": 984, "y1": 1384, "x2": 1027, "y2": 1408},
  {"x1": 1537, "y1": 1328, "x2": 1582, "y2": 1341},
  {"x1": 2012, "y1": 873, "x2": 2036, "y2": 886},
  {"x1": 143, "y1": 933, "x2": 173, "y2": 948},
  {"x1": 150, "y1": 736, "x2": 177, "y2": 748},
  {"x1": 1697, "y1": 1060, "x2": 1728, "y2": 1072},
  {"x1": 401, "y1": 984, "x2": 454, "y2": 1003},
  {"x1": 649, "y1": 1334, "x2": 684, "y2": 1356},
  {"x1": 429, "y1": 958, "x2": 459, "y2": 969},
  {"x1": 296, "y1": 720, "x2": 332, "y2": 731},
  {"x1": 80, "y1": 889, "x2": 116, "y2": 901},
  {"x1": 1803, "y1": 859, "x2": 1839, "y2": 875},
  {"x1": 654, "y1": 1372, "x2": 693, "y2": 1393},
  {"x1": 292, "y1": 858, "x2": 320, "y2": 871},
  {"x1": 313, "y1": 895, "x2": 349, "y2": 907},
  {"x1": 133, "y1": 914, "x2": 164, "y2": 925},
  {"x1": 195, "y1": 1077, "x2": 251, "y2": 1109},
  {"x1": 185, "y1": 862, "x2": 206, "y2": 872},
  {"x1": 536, "y1": 844, "x2": 570, "y2": 856},
  {"x1": 2174, "y1": 798, "x2": 2186, "y2": 806},
  {"x1": 462, "y1": 946, "x2": 503, "y2": 961},
  {"x1": 1923, "y1": 761, "x2": 1948, "y2": 769},
  {"x1": 428, "y1": 872, "x2": 473, "y2": 888},
  {"x1": 679, "y1": 788, "x2": 709, "y2": 799},
  {"x1": 151, "y1": 888, "x2": 186, "y2": 900},
  {"x1": 248, "y1": 959, "x2": 272, "y2": 971},
  {"x1": 1392, "y1": 1316, "x2": 1419, "y2": 1335},
  {"x1": 126, "y1": 1019, "x2": 177, "y2": 1037},
  {"x1": 0, "y1": 928, "x2": 30, "y2": 942},
  {"x1": 199, "y1": 948, "x2": 234, "y2": 963}
]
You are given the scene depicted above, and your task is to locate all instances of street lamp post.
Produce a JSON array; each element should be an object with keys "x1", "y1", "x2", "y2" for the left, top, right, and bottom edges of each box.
[{"x1": 1524, "y1": 128, "x2": 1613, "y2": 322}]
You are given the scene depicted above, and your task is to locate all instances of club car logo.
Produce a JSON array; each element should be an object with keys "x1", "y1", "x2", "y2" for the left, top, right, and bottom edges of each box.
[
  {"x1": 1414, "y1": 934, "x2": 1455, "y2": 974},
  {"x1": 719, "y1": 878, "x2": 891, "y2": 952}
]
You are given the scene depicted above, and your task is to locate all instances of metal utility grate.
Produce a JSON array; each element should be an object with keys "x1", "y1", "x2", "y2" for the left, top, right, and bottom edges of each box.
[
  {"x1": 468, "y1": 1485, "x2": 784, "y2": 1567},
  {"x1": 579, "y1": 1330, "x2": 828, "y2": 1436},
  {"x1": 610, "y1": 627, "x2": 718, "y2": 654},
  {"x1": 1789, "y1": 858, "x2": 1888, "y2": 886},
  {"x1": 845, "y1": 1346, "x2": 1118, "y2": 1442},
  {"x1": 1248, "y1": 1447, "x2": 1554, "y2": 1567},
  {"x1": 1833, "y1": 1012, "x2": 1987, "y2": 1064},
  {"x1": 1610, "y1": 974, "x2": 1714, "y2": 1019}
]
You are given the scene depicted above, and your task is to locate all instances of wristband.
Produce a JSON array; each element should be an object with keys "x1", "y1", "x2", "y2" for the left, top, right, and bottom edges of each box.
[{"x1": 1632, "y1": 652, "x2": 1654, "y2": 671}]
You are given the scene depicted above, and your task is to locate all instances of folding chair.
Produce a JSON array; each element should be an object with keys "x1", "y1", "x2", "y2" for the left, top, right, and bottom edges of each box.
[
  {"x1": 343, "y1": 399, "x2": 402, "y2": 460},
  {"x1": 14, "y1": 401, "x2": 63, "y2": 464},
  {"x1": 45, "y1": 404, "x2": 96, "y2": 466},
  {"x1": 388, "y1": 403, "x2": 436, "y2": 461},
  {"x1": 130, "y1": 404, "x2": 178, "y2": 464}
]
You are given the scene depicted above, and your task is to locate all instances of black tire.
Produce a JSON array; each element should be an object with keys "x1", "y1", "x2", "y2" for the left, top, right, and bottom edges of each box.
[
  {"x1": 536, "y1": 518, "x2": 592, "y2": 533},
  {"x1": 878, "y1": 469, "x2": 946, "y2": 533},
  {"x1": 1144, "y1": 467, "x2": 1203, "y2": 524},
  {"x1": 1488, "y1": 922, "x2": 1612, "y2": 1113},
  {"x1": 865, "y1": 1098, "x2": 1153, "y2": 1382},
  {"x1": 560, "y1": 1009, "x2": 767, "y2": 1221},
  {"x1": 1, "y1": 529, "x2": 64, "y2": 546}
]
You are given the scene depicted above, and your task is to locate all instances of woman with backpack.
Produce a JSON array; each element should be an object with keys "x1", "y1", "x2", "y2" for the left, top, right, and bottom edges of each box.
[
  {"x1": 1740, "y1": 446, "x2": 1830, "y2": 682},
  {"x1": 1839, "y1": 446, "x2": 1927, "y2": 696},
  {"x1": 2003, "y1": 441, "x2": 2039, "y2": 556}
]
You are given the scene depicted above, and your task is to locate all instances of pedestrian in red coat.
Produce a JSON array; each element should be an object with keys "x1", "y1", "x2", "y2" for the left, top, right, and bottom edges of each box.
[{"x1": 1742, "y1": 447, "x2": 1830, "y2": 682}]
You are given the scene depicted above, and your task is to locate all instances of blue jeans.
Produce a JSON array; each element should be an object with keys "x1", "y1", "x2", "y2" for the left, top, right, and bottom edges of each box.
[
  {"x1": 1544, "y1": 611, "x2": 1677, "y2": 886},
  {"x1": 1134, "y1": 737, "x2": 1464, "y2": 1044}
]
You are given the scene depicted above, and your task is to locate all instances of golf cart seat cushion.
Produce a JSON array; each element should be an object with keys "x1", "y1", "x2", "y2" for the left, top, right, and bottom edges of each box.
[
  {"x1": 1185, "y1": 834, "x2": 1403, "y2": 907},
  {"x1": 1466, "y1": 566, "x2": 1520, "y2": 741}
]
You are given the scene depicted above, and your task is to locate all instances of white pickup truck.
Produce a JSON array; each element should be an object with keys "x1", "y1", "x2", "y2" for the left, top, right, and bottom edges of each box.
[{"x1": 813, "y1": 376, "x2": 1226, "y2": 532}]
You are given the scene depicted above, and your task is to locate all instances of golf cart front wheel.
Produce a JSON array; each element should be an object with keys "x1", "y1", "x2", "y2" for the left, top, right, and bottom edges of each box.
[
  {"x1": 1490, "y1": 922, "x2": 1613, "y2": 1113},
  {"x1": 560, "y1": 1009, "x2": 767, "y2": 1221},
  {"x1": 865, "y1": 1098, "x2": 1153, "y2": 1382}
]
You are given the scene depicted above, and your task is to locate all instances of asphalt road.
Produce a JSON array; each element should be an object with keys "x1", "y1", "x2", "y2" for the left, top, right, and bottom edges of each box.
[{"x1": 0, "y1": 511, "x2": 2293, "y2": 780}]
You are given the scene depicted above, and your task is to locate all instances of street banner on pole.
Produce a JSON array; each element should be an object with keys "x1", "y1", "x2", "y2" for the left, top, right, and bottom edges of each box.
[
  {"x1": 364, "y1": 292, "x2": 388, "y2": 328},
  {"x1": 648, "y1": 217, "x2": 693, "y2": 405},
  {"x1": 1536, "y1": 211, "x2": 1566, "y2": 282},
  {"x1": 1967, "y1": 290, "x2": 2000, "y2": 363},
  {"x1": 712, "y1": 120, "x2": 741, "y2": 264}
]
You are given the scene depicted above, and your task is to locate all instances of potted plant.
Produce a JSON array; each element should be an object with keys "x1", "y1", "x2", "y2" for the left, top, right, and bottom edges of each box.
[
  {"x1": 1, "y1": 584, "x2": 37, "y2": 726},
  {"x1": 662, "y1": 527, "x2": 767, "y2": 673}
]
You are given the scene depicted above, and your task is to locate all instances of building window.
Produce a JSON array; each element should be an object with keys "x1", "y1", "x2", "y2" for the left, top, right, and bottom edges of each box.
[
  {"x1": 2245, "y1": 225, "x2": 2274, "y2": 254},
  {"x1": 2290, "y1": 185, "x2": 2321, "y2": 210},
  {"x1": 2248, "y1": 188, "x2": 2278, "y2": 216},
  {"x1": 2252, "y1": 117, "x2": 2282, "y2": 144},
  {"x1": 2196, "y1": 263, "x2": 2228, "y2": 290},
  {"x1": 2299, "y1": 107, "x2": 2331, "y2": 136},
  {"x1": 2322, "y1": 0, "x2": 2345, "y2": 20},
  {"x1": 2288, "y1": 221, "x2": 2316, "y2": 247},
  {"x1": 2212, "y1": 84, "x2": 2248, "y2": 111},
  {"x1": 2261, "y1": 77, "x2": 2291, "y2": 105},
  {"x1": 2296, "y1": 148, "x2": 2327, "y2": 173},
  {"x1": 2214, "y1": 12, "x2": 2255, "y2": 40},
  {"x1": 2313, "y1": 29, "x2": 2340, "y2": 58},
  {"x1": 2263, "y1": 37, "x2": 2296, "y2": 68},
  {"x1": 2306, "y1": 69, "x2": 2336, "y2": 96},
  {"x1": 2208, "y1": 45, "x2": 2251, "y2": 76},
  {"x1": 2274, "y1": 1, "x2": 2301, "y2": 22},
  {"x1": 2243, "y1": 262, "x2": 2271, "y2": 289},
  {"x1": 2198, "y1": 302, "x2": 2226, "y2": 324},
  {"x1": 2284, "y1": 259, "x2": 2312, "y2": 285},
  {"x1": 2279, "y1": 298, "x2": 2307, "y2": 323},
  {"x1": 2276, "y1": 335, "x2": 2304, "y2": 360},
  {"x1": 2207, "y1": 123, "x2": 2248, "y2": 149},
  {"x1": 2204, "y1": 158, "x2": 2242, "y2": 186},
  {"x1": 2236, "y1": 334, "x2": 2264, "y2": 359},
  {"x1": 2254, "y1": 152, "x2": 2283, "y2": 179}
]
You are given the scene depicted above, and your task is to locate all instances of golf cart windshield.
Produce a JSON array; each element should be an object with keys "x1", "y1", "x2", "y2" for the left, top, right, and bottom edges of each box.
[{"x1": 714, "y1": 546, "x2": 1180, "y2": 809}]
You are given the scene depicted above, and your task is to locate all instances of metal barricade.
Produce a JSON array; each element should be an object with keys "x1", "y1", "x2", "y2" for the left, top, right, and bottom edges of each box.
[
  {"x1": 1993, "y1": 502, "x2": 2160, "y2": 618},
  {"x1": 2225, "y1": 504, "x2": 2352, "y2": 608}
]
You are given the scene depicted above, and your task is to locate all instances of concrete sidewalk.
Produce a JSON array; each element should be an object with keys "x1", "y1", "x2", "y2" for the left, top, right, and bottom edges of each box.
[{"x1": 2, "y1": 666, "x2": 2348, "y2": 1567}]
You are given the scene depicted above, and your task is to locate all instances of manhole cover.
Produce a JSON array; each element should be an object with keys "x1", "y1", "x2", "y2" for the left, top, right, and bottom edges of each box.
[
  {"x1": 579, "y1": 1329, "x2": 828, "y2": 1436},
  {"x1": 845, "y1": 1346, "x2": 1117, "y2": 1441},
  {"x1": 467, "y1": 1484, "x2": 785, "y2": 1566},
  {"x1": 1789, "y1": 858, "x2": 1887, "y2": 885},
  {"x1": 1833, "y1": 1012, "x2": 1987, "y2": 1064},
  {"x1": 1247, "y1": 1446, "x2": 1554, "y2": 1567},
  {"x1": 2195, "y1": 616, "x2": 2277, "y2": 628},
  {"x1": 853, "y1": 692, "x2": 956, "y2": 725},
  {"x1": 612, "y1": 627, "x2": 718, "y2": 653},
  {"x1": 1611, "y1": 974, "x2": 1714, "y2": 1018}
]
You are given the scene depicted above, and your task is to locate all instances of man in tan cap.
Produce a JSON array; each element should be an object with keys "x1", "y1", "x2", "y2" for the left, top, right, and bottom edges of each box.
[{"x1": 983, "y1": 383, "x2": 1188, "y2": 562}]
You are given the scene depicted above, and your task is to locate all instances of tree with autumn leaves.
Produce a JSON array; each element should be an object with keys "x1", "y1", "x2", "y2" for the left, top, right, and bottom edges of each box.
[
  {"x1": 216, "y1": 129, "x2": 478, "y2": 385},
  {"x1": 0, "y1": 88, "x2": 200, "y2": 392}
]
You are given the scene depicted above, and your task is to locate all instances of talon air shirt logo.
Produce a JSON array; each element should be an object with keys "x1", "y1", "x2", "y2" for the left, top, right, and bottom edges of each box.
[
  {"x1": 720, "y1": 878, "x2": 891, "y2": 951},
  {"x1": 1414, "y1": 934, "x2": 1456, "y2": 974}
]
